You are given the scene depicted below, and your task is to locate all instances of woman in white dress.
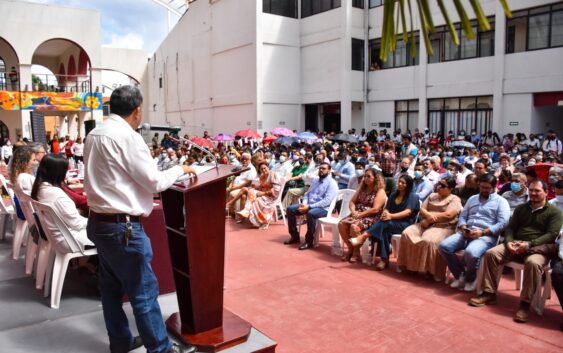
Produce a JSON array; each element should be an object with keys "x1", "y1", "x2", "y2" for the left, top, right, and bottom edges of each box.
[{"x1": 31, "y1": 153, "x2": 94, "y2": 251}]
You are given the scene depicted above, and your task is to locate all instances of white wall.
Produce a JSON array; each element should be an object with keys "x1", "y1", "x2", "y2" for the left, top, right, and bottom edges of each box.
[
  {"x1": 366, "y1": 101, "x2": 394, "y2": 130},
  {"x1": 504, "y1": 48, "x2": 563, "y2": 94},
  {"x1": 426, "y1": 57, "x2": 495, "y2": 98},
  {"x1": 502, "y1": 93, "x2": 533, "y2": 135},
  {"x1": 100, "y1": 47, "x2": 148, "y2": 83},
  {"x1": 0, "y1": 0, "x2": 101, "y2": 66},
  {"x1": 143, "y1": 0, "x2": 257, "y2": 136}
]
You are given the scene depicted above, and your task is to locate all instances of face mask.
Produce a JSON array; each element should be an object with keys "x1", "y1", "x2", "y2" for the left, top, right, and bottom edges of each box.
[
  {"x1": 339, "y1": 159, "x2": 346, "y2": 165},
  {"x1": 446, "y1": 152, "x2": 453, "y2": 156},
  {"x1": 512, "y1": 150, "x2": 517, "y2": 154},
  {"x1": 446, "y1": 170, "x2": 453, "y2": 178},
  {"x1": 292, "y1": 155, "x2": 299, "y2": 161},
  {"x1": 527, "y1": 161, "x2": 535, "y2": 166},
  {"x1": 279, "y1": 156, "x2": 286, "y2": 163},
  {"x1": 355, "y1": 169, "x2": 364, "y2": 177},
  {"x1": 298, "y1": 158, "x2": 305, "y2": 166},
  {"x1": 368, "y1": 161, "x2": 375, "y2": 166},
  {"x1": 510, "y1": 182, "x2": 521, "y2": 193},
  {"x1": 549, "y1": 175, "x2": 558, "y2": 184},
  {"x1": 424, "y1": 168, "x2": 430, "y2": 174},
  {"x1": 414, "y1": 170, "x2": 423, "y2": 179}
]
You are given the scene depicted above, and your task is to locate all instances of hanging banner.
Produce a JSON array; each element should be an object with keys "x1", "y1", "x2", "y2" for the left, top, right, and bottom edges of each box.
[{"x1": 0, "y1": 91, "x2": 102, "y2": 111}]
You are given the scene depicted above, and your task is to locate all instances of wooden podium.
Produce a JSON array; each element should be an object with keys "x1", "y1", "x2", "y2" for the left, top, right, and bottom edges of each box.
[{"x1": 160, "y1": 165, "x2": 275, "y2": 353}]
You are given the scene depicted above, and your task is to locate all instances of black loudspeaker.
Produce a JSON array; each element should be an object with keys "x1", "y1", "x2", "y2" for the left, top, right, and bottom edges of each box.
[{"x1": 84, "y1": 120, "x2": 96, "y2": 137}]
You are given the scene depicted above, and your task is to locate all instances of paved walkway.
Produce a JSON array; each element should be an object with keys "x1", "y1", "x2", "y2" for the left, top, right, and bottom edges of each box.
[
  {"x1": 1, "y1": 217, "x2": 561, "y2": 352},
  {"x1": 223, "y1": 218, "x2": 563, "y2": 353}
]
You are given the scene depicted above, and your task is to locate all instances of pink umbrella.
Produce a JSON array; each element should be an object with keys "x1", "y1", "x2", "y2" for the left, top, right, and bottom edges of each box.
[
  {"x1": 213, "y1": 134, "x2": 234, "y2": 142},
  {"x1": 190, "y1": 137, "x2": 214, "y2": 149},
  {"x1": 235, "y1": 129, "x2": 261, "y2": 138},
  {"x1": 271, "y1": 127, "x2": 296, "y2": 137}
]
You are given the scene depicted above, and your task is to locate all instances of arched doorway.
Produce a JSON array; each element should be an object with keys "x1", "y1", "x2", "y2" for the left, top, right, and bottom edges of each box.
[{"x1": 0, "y1": 37, "x2": 20, "y2": 91}]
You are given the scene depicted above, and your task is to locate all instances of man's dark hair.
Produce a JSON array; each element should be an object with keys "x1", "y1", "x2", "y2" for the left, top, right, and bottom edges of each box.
[
  {"x1": 320, "y1": 162, "x2": 331, "y2": 170},
  {"x1": 30, "y1": 153, "x2": 69, "y2": 200},
  {"x1": 109, "y1": 85, "x2": 143, "y2": 117},
  {"x1": 478, "y1": 173, "x2": 497, "y2": 187},
  {"x1": 529, "y1": 178, "x2": 548, "y2": 192}
]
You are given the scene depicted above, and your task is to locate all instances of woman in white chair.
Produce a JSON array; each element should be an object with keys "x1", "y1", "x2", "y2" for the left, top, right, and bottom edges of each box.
[
  {"x1": 228, "y1": 161, "x2": 281, "y2": 229},
  {"x1": 338, "y1": 168, "x2": 387, "y2": 263},
  {"x1": 31, "y1": 153, "x2": 94, "y2": 251},
  {"x1": 396, "y1": 176, "x2": 462, "y2": 281}
]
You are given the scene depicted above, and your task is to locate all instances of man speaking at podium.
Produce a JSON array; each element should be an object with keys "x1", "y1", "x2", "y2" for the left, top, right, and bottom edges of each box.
[{"x1": 84, "y1": 86, "x2": 197, "y2": 353}]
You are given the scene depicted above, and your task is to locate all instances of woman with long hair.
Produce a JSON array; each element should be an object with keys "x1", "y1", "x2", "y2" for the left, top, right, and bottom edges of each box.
[
  {"x1": 229, "y1": 161, "x2": 281, "y2": 229},
  {"x1": 338, "y1": 169, "x2": 387, "y2": 263},
  {"x1": 397, "y1": 177, "x2": 462, "y2": 281},
  {"x1": 353, "y1": 174, "x2": 420, "y2": 270},
  {"x1": 9, "y1": 145, "x2": 35, "y2": 259},
  {"x1": 31, "y1": 153, "x2": 93, "y2": 251}
]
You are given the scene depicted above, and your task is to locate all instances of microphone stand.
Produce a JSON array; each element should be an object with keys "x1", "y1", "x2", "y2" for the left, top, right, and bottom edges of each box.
[{"x1": 169, "y1": 136, "x2": 219, "y2": 169}]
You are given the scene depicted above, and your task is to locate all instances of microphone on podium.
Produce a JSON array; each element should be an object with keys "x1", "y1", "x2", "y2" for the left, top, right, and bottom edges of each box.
[{"x1": 140, "y1": 123, "x2": 218, "y2": 169}]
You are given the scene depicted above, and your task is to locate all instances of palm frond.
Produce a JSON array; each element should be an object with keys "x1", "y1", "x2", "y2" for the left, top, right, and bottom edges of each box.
[{"x1": 380, "y1": 0, "x2": 513, "y2": 61}]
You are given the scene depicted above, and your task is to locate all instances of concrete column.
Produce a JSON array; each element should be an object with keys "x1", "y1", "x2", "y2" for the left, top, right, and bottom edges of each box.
[
  {"x1": 492, "y1": 3, "x2": 507, "y2": 133},
  {"x1": 18, "y1": 63, "x2": 32, "y2": 92},
  {"x1": 255, "y1": 1, "x2": 263, "y2": 134},
  {"x1": 77, "y1": 111, "x2": 86, "y2": 137},
  {"x1": 340, "y1": 0, "x2": 352, "y2": 132},
  {"x1": 417, "y1": 29, "x2": 428, "y2": 132}
]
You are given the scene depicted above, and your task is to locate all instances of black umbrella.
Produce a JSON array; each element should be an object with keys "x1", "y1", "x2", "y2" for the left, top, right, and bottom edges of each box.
[
  {"x1": 330, "y1": 133, "x2": 359, "y2": 144},
  {"x1": 274, "y1": 136, "x2": 298, "y2": 146}
]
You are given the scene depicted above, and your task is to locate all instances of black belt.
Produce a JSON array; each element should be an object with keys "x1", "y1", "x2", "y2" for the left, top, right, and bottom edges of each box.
[{"x1": 90, "y1": 211, "x2": 141, "y2": 223}]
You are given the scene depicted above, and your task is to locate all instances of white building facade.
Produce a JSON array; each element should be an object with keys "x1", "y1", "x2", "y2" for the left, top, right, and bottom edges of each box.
[{"x1": 144, "y1": 0, "x2": 563, "y2": 137}]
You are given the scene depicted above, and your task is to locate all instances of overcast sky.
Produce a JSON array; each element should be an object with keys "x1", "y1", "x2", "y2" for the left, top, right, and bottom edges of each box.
[{"x1": 28, "y1": 0, "x2": 180, "y2": 54}]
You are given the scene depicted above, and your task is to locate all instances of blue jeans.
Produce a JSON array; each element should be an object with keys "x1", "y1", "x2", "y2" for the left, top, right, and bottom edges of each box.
[
  {"x1": 287, "y1": 204, "x2": 327, "y2": 245},
  {"x1": 439, "y1": 232, "x2": 497, "y2": 282},
  {"x1": 87, "y1": 219, "x2": 171, "y2": 353},
  {"x1": 367, "y1": 220, "x2": 409, "y2": 260}
]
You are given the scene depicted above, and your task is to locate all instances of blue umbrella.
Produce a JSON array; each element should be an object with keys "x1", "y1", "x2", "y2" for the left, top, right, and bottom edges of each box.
[
  {"x1": 297, "y1": 131, "x2": 318, "y2": 141},
  {"x1": 274, "y1": 136, "x2": 298, "y2": 146}
]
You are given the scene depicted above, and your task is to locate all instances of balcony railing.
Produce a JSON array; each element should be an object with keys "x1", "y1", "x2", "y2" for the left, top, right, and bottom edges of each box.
[{"x1": 32, "y1": 73, "x2": 91, "y2": 93}]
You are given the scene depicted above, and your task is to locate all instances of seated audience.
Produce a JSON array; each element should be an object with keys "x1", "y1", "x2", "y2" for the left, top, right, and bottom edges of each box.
[
  {"x1": 397, "y1": 177, "x2": 462, "y2": 281},
  {"x1": 501, "y1": 172, "x2": 528, "y2": 213},
  {"x1": 338, "y1": 169, "x2": 387, "y2": 263},
  {"x1": 229, "y1": 162, "x2": 281, "y2": 229},
  {"x1": 439, "y1": 174, "x2": 510, "y2": 292},
  {"x1": 31, "y1": 154, "x2": 94, "y2": 251},
  {"x1": 226, "y1": 153, "x2": 257, "y2": 214},
  {"x1": 283, "y1": 162, "x2": 338, "y2": 250},
  {"x1": 353, "y1": 175, "x2": 420, "y2": 270},
  {"x1": 469, "y1": 179, "x2": 562, "y2": 323},
  {"x1": 453, "y1": 174, "x2": 479, "y2": 206},
  {"x1": 413, "y1": 162, "x2": 433, "y2": 202},
  {"x1": 347, "y1": 161, "x2": 366, "y2": 190}
]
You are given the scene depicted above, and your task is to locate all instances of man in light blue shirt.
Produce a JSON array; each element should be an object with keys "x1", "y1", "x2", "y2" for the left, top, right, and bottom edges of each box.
[
  {"x1": 413, "y1": 162, "x2": 433, "y2": 202},
  {"x1": 439, "y1": 173, "x2": 510, "y2": 292},
  {"x1": 284, "y1": 162, "x2": 338, "y2": 250},
  {"x1": 331, "y1": 151, "x2": 355, "y2": 189}
]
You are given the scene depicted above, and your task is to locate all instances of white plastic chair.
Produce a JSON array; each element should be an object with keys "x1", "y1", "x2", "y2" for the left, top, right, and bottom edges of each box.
[
  {"x1": 0, "y1": 190, "x2": 15, "y2": 241},
  {"x1": 313, "y1": 189, "x2": 355, "y2": 251},
  {"x1": 496, "y1": 261, "x2": 551, "y2": 315},
  {"x1": 32, "y1": 200, "x2": 97, "y2": 309},
  {"x1": 4, "y1": 182, "x2": 29, "y2": 260},
  {"x1": 13, "y1": 188, "x2": 39, "y2": 275},
  {"x1": 272, "y1": 178, "x2": 288, "y2": 226}
]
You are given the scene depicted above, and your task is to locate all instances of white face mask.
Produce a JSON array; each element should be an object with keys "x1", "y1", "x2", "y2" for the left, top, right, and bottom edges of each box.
[{"x1": 279, "y1": 156, "x2": 287, "y2": 163}]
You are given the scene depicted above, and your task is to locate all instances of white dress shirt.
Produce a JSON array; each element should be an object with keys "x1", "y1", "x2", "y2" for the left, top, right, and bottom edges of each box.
[
  {"x1": 37, "y1": 182, "x2": 93, "y2": 251},
  {"x1": 72, "y1": 142, "x2": 84, "y2": 157},
  {"x1": 84, "y1": 114, "x2": 184, "y2": 216}
]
